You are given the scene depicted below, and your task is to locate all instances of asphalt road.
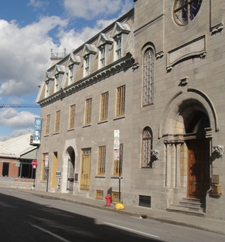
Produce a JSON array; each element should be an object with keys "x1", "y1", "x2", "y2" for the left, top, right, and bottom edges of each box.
[{"x1": 0, "y1": 188, "x2": 224, "y2": 242}]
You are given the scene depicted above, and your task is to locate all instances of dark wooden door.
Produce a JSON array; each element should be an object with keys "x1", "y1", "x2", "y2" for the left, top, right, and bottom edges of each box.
[{"x1": 187, "y1": 139, "x2": 210, "y2": 198}]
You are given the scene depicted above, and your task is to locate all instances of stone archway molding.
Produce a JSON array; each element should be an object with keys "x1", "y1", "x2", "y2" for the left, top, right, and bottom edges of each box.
[
  {"x1": 159, "y1": 88, "x2": 219, "y2": 138},
  {"x1": 61, "y1": 139, "x2": 78, "y2": 193}
]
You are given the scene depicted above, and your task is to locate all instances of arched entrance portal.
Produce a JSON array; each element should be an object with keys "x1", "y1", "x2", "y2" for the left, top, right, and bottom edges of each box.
[
  {"x1": 161, "y1": 93, "x2": 214, "y2": 205},
  {"x1": 66, "y1": 147, "x2": 75, "y2": 193}
]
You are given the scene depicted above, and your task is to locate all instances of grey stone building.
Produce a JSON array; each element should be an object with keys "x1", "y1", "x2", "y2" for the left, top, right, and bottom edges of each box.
[{"x1": 35, "y1": 0, "x2": 225, "y2": 220}]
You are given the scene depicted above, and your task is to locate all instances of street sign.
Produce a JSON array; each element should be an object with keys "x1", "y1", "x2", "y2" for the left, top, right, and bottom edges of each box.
[
  {"x1": 33, "y1": 165, "x2": 37, "y2": 169},
  {"x1": 32, "y1": 160, "x2": 37, "y2": 166}
]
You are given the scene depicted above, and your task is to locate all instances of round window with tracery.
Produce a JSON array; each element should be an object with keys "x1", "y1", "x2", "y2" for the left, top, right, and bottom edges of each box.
[{"x1": 173, "y1": 0, "x2": 202, "y2": 26}]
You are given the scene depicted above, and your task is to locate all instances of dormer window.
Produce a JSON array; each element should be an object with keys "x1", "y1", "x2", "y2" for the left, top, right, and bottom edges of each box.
[
  {"x1": 112, "y1": 22, "x2": 130, "y2": 62},
  {"x1": 44, "y1": 72, "x2": 54, "y2": 98},
  {"x1": 84, "y1": 55, "x2": 90, "y2": 76},
  {"x1": 67, "y1": 53, "x2": 80, "y2": 85},
  {"x1": 68, "y1": 65, "x2": 74, "y2": 85},
  {"x1": 82, "y1": 44, "x2": 97, "y2": 78},
  {"x1": 115, "y1": 35, "x2": 122, "y2": 60},
  {"x1": 45, "y1": 80, "x2": 49, "y2": 98},
  {"x1": 99, "y1": 46, "x2": 105, "y2": 68},
  {"x1": 96, "y1": 33, "x2": 113, "y2": 69},
  {"x1": 54, "y1": 74, "x2": 59, "y2": 92},
  {"x1": 54, "y1": 65, "x2": 65, "y2": 93}
]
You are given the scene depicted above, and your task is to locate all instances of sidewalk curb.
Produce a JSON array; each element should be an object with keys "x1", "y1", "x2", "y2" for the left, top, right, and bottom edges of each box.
[{"x1": 29, "y1": 191, "x2": 225, "y2": 236}]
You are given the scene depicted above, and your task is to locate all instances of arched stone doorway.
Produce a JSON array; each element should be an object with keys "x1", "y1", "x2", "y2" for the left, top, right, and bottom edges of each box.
[
  {"x1": 66, "y1": 146, "x2": 75, "y2": 193},
  {"x1": 160, "y1": 89, "x2": 219, "y2": 208}
]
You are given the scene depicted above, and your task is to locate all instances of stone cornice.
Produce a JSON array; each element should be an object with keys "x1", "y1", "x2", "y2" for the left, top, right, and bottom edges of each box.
[{"x1": 39, "y1": 54, "x2": 134, "y2": 107}]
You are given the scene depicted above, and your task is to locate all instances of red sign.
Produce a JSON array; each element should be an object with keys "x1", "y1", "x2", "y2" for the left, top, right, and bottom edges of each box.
[{"x1": 32, "y1": 160, "x2": 37, "y2": 166}]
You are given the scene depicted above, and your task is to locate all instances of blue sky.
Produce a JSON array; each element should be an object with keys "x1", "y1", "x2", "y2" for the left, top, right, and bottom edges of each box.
[{"x1": 0, "y1": 0, "x2": 134, "y2": 141}]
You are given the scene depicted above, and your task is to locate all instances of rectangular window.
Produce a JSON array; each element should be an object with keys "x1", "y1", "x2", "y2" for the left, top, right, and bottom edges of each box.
[
  {"x1": 45, "y1": 81, "x2": 49, "y2": 98},
  {"x1": 116, "y1": 85, "x2": 125, "y2": 116},
  {"x1": 54, "y1": 75, "x2": 59, "y2": 92},
  {"x1": 115, "y1": 35, "x2": 121, "y2": 60},
  {"x1": 45, "y1": 114, "x2": 50, "y2": 135},
  {"x1": 84, "y1": 55, "x2": 90, "y2": 77},
  {"x1": 41, "y1": 153, "x2": 48, "y2": 181},
  {"x1": 69, "y1": 104, "x2": 75, "y2": 129},
  {"x1": 113, "y1": 143, "x2": 123, "y2": 175},
  {"x1": 68, "y1": 65, "x2": 74, "y2": 85},
  {"x1": 85, "y1": 98, "x2": 92, "y2": 125},
  {"x1": 99, "y1": 46, "x2": 105, "y2": 68},
  {"x1": 54, "y1": 110, "x2": 60, "y2": 133},
  {"x1": 95, "y1": 190, "x2": 104, "y2": 200},
  {"x1": 97, "y1": 146, "x2": 106, "y2": 175},
  {"x1": 100, "y1": 92, "x2": 108, "y2": 121},
  {"x1": 111, "y1": 191, "x2": 120, "y2": 202},
  {"x1": 139, "y1": 195, "x2": 151, "y2": 208}
]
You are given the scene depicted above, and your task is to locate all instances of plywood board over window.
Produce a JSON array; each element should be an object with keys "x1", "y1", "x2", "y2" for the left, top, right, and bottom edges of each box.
[
  {"x1": 116, "y1": 85, "x2": 125, "y2": 117},
  {"x1": 97, "y1": 146, "x2": 106, "y2": 175},
  {"x1": 100, "y1": 92, "x2": 108, "y2": 121},
  {"x1": 45, "y1": 114, "x2": 50, "y2": 135},
  {"x1": 85, "y1": 98, "x2": 92, "y2": 125},
  {"x1": 54, "y1": 110, "x2": 60, "y2": 133},
  {"x1": 69, "y1": 104, "x2": 75, "y2": 129}
]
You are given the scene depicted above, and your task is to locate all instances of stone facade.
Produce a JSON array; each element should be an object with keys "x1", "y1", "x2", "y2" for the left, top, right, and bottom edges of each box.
[{"x1": 35, "y1": 0, "x2": 225, "y2": 220}]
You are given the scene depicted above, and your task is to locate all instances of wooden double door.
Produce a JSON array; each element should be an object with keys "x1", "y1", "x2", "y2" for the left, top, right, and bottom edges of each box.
[{"x1": 187, "y1": 139, "x2": 210, "y2": 198}]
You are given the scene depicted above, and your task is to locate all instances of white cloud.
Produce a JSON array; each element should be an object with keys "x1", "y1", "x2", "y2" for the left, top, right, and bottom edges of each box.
[
  {"x1": 63, "y1": 0, "x2": 123, "y2": 20},
  {"x1": 57, "y1": 19, "x2": 116, "y2": 52},
  {"x1": 0, "y1": 108, "x2": 38, "y2": 129},
  {"x1": 0, "y1": 17, "x2": 68, "y2": 97},
  {"x1": 27, "y1": 0, "x2": 48, "y2": 10}
]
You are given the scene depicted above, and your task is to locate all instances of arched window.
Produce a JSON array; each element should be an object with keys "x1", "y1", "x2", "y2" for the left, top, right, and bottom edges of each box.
[
  {"x1": 142, "y1": 127, "x2": 152, "y2": 168},
  {"x1": 143, "y1": 48, "x2": 154, "y2": 106}
]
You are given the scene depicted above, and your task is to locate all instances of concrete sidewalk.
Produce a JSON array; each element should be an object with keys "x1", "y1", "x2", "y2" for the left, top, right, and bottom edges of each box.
[{"x1": 14, "y1": 188, "x2": 225, "y2": 236}]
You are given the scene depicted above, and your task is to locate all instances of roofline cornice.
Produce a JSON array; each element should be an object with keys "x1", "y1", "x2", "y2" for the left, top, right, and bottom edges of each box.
[{"x1": 38, "y1": 54, "x2": 134, "y2": 107}]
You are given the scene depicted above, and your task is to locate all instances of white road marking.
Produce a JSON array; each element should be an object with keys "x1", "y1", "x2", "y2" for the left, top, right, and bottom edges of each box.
[
  {"x1": 30, "y1": 224, "x2": 71, "y2": 242},
  {"x1": 104, "y1": 222, "x2": 159, "y2": 239}
]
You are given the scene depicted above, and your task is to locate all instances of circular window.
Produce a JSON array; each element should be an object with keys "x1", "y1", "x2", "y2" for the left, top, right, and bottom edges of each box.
[{"x1": 174, "y1": 0, "x2": 202, "y2": 26}]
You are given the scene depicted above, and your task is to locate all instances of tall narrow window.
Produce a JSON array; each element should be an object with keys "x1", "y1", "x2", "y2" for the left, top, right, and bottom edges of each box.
[
  {"x1": 45, "y1": 114, "x2": 50, "y2": 135},
  {"x1": 142, "y1": 127, "x2": 152, "y2": 168},
  {"x1": 54, "y1": 74, "x2": 59, "y2": 92},
  {"x1": 54, "y1": 110, "x2": 60, "y2": 133},
  {"x1": 45, "y1": 81, "x2": 49, "y2": 98},
  {"x1": 116, "y1": 85, "x2": 125, "y2": 117},
  {"x1": 69, "y1": 104, "x2": 75, "y2": 129},
  {"x1": 143, "y1": 49, "x2": 154, "y2": 106},
  {"x1": 84, "y1": 55, "x2": 90, "y2": 77},
  {"x1": 97, "y1": 146, "x2": 106, "y2": 175},
  {"x1": 115, "y1": 35, "x2": 122, "y2": 60},
  {"x1": 99, "y1": 46, "x2": 105, "y2": 68},
  {"x1": 68, "y1": 65, "x2": 74, "y2": 85},
  {"x1": 85, "y1": 98, "x2": 92, "y2": 125},
  {"x1": 100, "y1": 92, "x2": 108, "y2": 121},
  {"x1": 113, "y1": 143, "x2": 123, "y2": 175}
]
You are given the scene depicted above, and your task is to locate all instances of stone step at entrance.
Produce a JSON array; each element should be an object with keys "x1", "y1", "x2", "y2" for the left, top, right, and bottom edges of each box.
[{"x1": 167, "y1": 197, "x2": 205, "y2": 217}]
